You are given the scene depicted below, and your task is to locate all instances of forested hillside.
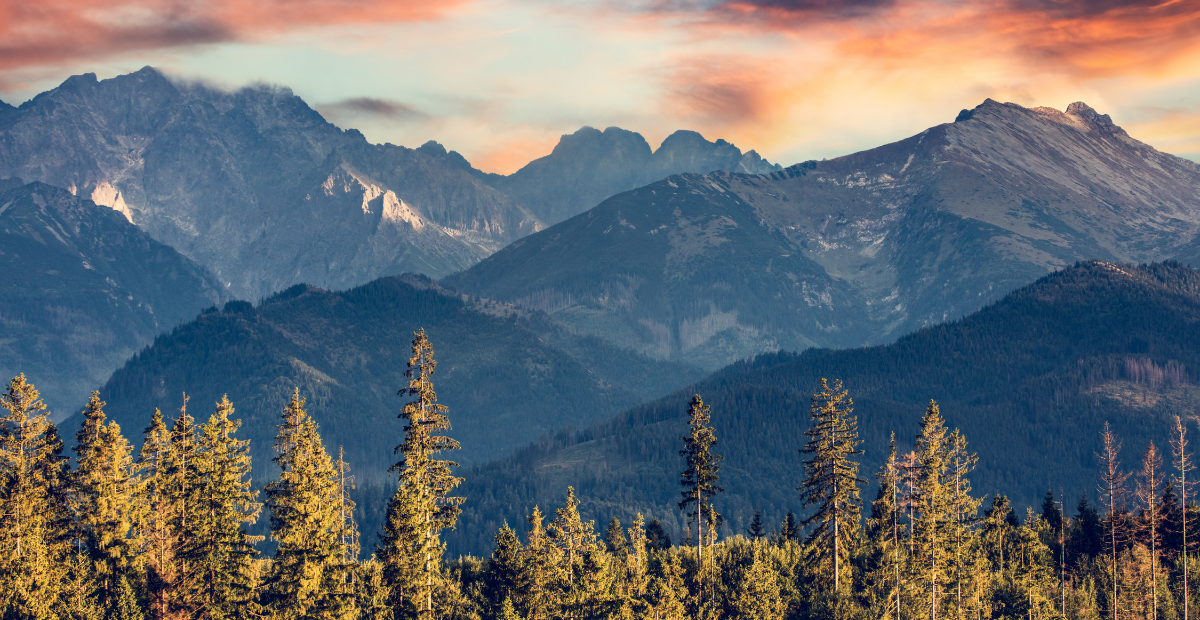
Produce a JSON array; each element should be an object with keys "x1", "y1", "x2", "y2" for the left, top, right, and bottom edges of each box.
[
  {"x1": 92, "y1": 274, "x2": 703, "y2": 473},
  {"x1": 447, "y1": 261, "x2": 1200, "y2": 557},
  {"x1": 3, "y1": 319, "x2": 1197, "y2": 620}
]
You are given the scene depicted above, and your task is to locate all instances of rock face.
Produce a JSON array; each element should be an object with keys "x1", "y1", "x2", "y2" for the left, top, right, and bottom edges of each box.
[
  {"x1": 445, "y1": 100, "x2": 1200, "y2": 369},
  {"x1": 0, "y1": 181, "x2": 225, "y2": 417},
  {"x1": 0, "y1": 68, "x2": 541, "y2": 299},
  {"x1": 493, "y1": 126, "x2": 781, "y2": 225},
  {"x1": 0, "y1": 68, "x2": 779, "y2": 300}
]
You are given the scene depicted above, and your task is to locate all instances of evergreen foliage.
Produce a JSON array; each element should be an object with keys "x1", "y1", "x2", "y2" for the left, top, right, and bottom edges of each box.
[
  {"x1": 798, "y1": 378, "x2": 863, "y2": 590},
  {"x1": 263, "y1": 389, "x2": 352, "y2": 618},
  {"x1": 379, "y1": 329, "x2": 464, "y2": 620},
  {"x1": 174, "y1": 395, "x2": 262, "y2": 619}
]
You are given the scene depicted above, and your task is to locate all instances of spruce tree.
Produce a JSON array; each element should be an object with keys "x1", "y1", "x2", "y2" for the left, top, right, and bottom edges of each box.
[
  {"x1": 484, "y1": 522, "x2": 521, "y2": 616},
  {"x1": 517, "y1": 506, "x2": 563, "y2": 620},
  {"x1": 147, "y1": 396, "x2": 198, "y2": 618},
  {"x1": 0, "y1": 373, "x2": 73, "y2": 618},
  {"x1": 72, "y1": 392, "x2": 143, "y2": 611},
  {"x1": 1171, "y1": 414, "x2": 1194, "y2": 620},
  {"x1": 748, "y1": 510, "x2": 765, "y2": 541},
  {"x1": 551, "y1": 486, "x2": 602, "y2": 618},
  {"x1": 782, "y1": 510, "x2": 799, "y2": 542},
  {"x1": 799, "y1": 378, "x2": 864, "y2": 591},
  {"x1": 1137, "y1": 442, "x2": 1165, "y2": 620},
  {"x1": 175, "y1": 395, "x2": 261, "y2": 619},
  {"x1": 109, "y1": 574, "x2": 146, "y2": 620},
  {"x1": 1097, "y1": 421, "x2": 1130, "y2": 620},
  {"x1": 605, "y1": 517, "x2": 628, "y2": 556},
  {"x1": 866, "y1": 435, "x2": 902, "y2": 620},
  {"x1": 678, "y1": 393, "x2": 722, "y2": 601},
  {"x1": 646, "y1": 518, "x2": 672, "y2": 551},
  {"x1": 911, "y1": 400, "x2": 953, "y2": 620},
  {"x1": 946, "y1": 428, "x2": 980, "y2": 615},
  {"x1": 379, "y1": 329, "x2": 464, "y2": 620},
  {"x1": 263, "y1": 388, "x2": 347, "y2": 618}
]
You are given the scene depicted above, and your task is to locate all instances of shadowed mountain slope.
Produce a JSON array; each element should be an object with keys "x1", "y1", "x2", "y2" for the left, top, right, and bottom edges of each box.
[
  {"x1": 445, "y1": 261, "x2": 1200, "y2": 556},
  {"x1": 91, "y1": 275, "x2": 703, "y2": 476},
  {"x1": 0, "y1": 180, "x2": 225, "y2": 418},
  {"x1": 445, "y1": 100, "x2": 1200, "y2": 370}
]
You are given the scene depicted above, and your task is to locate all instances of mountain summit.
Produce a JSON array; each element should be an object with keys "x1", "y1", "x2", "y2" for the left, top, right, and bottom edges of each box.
[
  {"x1": 445, "y1": 100, "x2": 1200, "y2": 368},
  {"x1": 0, "y1": 68, "x2": 779, "y2": 300}
]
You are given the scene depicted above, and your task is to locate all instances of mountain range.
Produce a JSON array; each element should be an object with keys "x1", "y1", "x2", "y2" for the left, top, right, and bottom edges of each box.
[
  {"x1": 6, "y1": 67, "x2": 1200, "y2": 561},
  {"x1": 0, "y1": 68, "x2": 780, "y2": 301},
  {"x1": 444, "y1": 100, "x2": 1200, "y2": 369}
]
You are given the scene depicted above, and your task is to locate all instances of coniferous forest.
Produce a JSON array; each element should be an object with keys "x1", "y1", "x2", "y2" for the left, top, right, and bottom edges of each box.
[{"x1": 6, "y1": 326, "x2": 1200, "y2": 620}]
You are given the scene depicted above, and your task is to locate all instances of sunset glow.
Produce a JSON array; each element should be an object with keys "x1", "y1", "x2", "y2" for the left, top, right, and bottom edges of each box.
[{"x1": 4, "y1": 0, "x2": 1199, "y2": 173}]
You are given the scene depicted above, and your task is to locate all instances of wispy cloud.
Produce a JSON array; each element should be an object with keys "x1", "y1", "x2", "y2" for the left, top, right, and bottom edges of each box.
[{"x1": 317, "y1": 97, "x2": 429, "y2": 122}]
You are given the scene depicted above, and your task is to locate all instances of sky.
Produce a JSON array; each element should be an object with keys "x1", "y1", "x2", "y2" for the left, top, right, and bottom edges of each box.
[{"x1": 3, "y1": 0, "x2": 1200, "y2": 174}]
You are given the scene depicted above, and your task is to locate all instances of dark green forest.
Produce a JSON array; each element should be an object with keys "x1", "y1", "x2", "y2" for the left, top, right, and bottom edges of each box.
[
  {"x1": 93, "y1": 274, "x2": 702, "y2": 473},
  {"x1": 446, "y1": 261, "x2": 1200, "y2": 556}
]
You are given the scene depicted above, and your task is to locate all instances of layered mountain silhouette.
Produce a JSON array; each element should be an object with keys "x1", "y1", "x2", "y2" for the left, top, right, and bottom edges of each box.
[
  {"x1": 445, "y1": 100, "x2": 1200, "y2": 369},
  {"x1": 94, "y1": 276, "x2": 703, "y2": 472},
  {"x1": 489, "y1": 126, "x2": 780, "y2": 225},
  {"x1": 0, "y1": 180, "x2": 225, "y2": 417},
  {"x1": 445, "y1": 261, "x2": 1200, "y2": 556},
  {"x1": 0, "y1": 68, "x2": 779, "y2": 300}
]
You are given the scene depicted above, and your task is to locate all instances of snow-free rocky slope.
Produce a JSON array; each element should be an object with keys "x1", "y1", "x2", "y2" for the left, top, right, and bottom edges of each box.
[
  {"x1": 0, "y1": 180, "x2": 225, "y2": 417},
  {"x1": 0, "y1": 68, "x2": 779, "y2": 300},
  {"x1": 445, "y1": 100, "x2": 1200, "y2": 369}
]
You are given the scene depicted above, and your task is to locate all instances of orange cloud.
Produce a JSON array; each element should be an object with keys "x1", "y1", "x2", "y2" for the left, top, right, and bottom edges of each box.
[
  {"x1": 470, "y1": 133, "x2": 562, "y2": 176},
  {"x1": 0, "y1": 0, "x2": 466, "y2": 72}
]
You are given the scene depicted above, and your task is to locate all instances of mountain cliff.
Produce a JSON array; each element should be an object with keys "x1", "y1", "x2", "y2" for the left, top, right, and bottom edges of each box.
[
  {"x1": 492, "y1": 126, "x2": 780, "y2": 225},
  {"x1": 444, "y1": 100, "x2": 1200, "y2": 369},
  {"x1": 0, "y1": 180, "x2": 225, "y2": 417},
  {"x1": 0, "y1": 68, "x2": 541, "y2": 300}
]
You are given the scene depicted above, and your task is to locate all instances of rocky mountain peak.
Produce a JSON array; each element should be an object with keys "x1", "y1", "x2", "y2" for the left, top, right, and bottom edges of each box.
[{"x1": 1064, "y1": 101, "x2": 1114, "y2": 126}]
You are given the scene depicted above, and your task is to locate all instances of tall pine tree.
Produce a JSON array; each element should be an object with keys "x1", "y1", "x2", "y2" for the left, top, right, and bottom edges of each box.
[
  {"x1": 263, "y1": 388, "x2": 349, "y2": 618},
  {"x1": 72, "y1": 392, "x2": 144, "y2": 612},
  {"x1": 379, "y1": 329, "x2": 464, "y2": 620},
  {"x1": 174, "y1": 395, "x2": 262, "y2": 619},
  {"x1": 0, "y1": 373, "x2": 73, "y2": 618},
  {"x1": 678, "y1": 393, "x2": 722, "y2": 604},
  {"x1": 911, "y1": 400, "x2": 953, "y2": 620},
  {"x1": 798, "y1": 378, "x2": 864, "y2": 592}
]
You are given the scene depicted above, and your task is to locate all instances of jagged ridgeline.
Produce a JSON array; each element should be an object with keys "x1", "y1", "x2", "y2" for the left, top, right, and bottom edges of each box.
[
  {"x1": 448, "y1": 261, "x2": 1200, "y2": 557},
  {"x1": 92, "y1": 275, "x2": 703, "y2": 475}
]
